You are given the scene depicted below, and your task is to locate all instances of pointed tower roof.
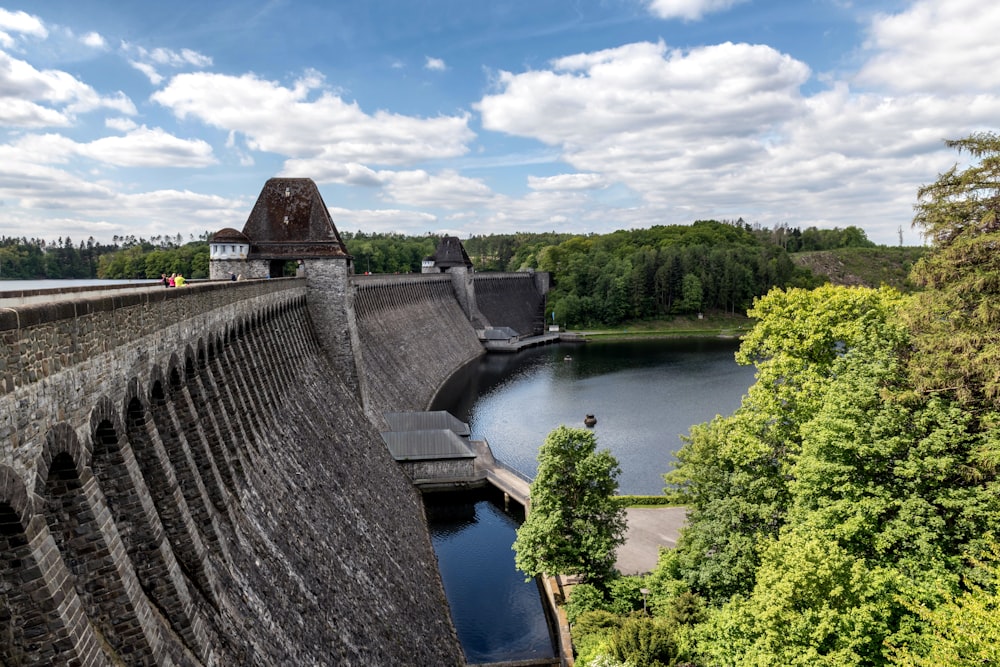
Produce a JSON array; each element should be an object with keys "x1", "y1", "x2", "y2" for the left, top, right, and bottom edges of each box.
[
  {"x1": 241, "y1": 178, "x2": 350, "y2": 259},
  {"x1": 432, "y1": 236, "x2": 472, "y2": 269}
]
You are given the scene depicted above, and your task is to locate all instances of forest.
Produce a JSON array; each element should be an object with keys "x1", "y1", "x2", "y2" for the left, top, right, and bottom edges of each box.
[
  {"x1": 559, "y1": 133, "x2": 1000, "y2": 666},
  {"x1": 2, "y1": 220, "x2": 880, "y2": 331}
]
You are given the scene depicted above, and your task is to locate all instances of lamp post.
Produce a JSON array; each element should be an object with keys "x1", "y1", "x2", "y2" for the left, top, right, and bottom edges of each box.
[{"x1": 640, "y1": 587, "x2": 650, "y2": 615}]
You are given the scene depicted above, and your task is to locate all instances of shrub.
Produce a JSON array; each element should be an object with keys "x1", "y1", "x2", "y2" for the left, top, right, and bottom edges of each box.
[
  {"x1": 607, "y1": 616, "x2": 682, "y2": 667},
  {"x1": 566, "y1": 583, "x2": 611, "y2": 625},
  {"x1": 571, "y1": 610, "x2": 623, "y2": 666}
]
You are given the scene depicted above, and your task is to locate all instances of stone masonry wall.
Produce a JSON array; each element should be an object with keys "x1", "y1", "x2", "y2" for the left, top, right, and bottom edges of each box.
[
  {"x1": 0, "y1": 279, "x2": 463, "y2": 666},
  {"x1": 350, "y1": 274, "x2": 485, "y2": 426},
  {"x1": 474, "y1": 272, "x2": 547, "y2": 336}
]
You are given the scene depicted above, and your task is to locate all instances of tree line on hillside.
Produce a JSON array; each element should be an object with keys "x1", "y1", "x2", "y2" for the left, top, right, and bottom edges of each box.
[
  {"x1": 536, "y1": 221, "x2": 825, "y2": 327},
  {"x1": 0, "y1": 234, "x2": 215, "y2": 280},
  {"x1": 2, "y1": 220, "x2": 877, "y2": 293},
  {"x1": 0, "y1": 236, "x2": 112, "y2": 279},
  {"x1": 549, "y1": 132, "x2": 1000, "y2": 666}
]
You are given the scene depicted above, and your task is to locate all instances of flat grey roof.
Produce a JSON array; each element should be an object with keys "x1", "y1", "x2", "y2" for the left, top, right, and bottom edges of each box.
[
  {"x1": 380, "y1": 429, "x2": 476, "y2": 461},
  {"x1": 383, "y1": 411, "x2": 471, "y2": 437}
]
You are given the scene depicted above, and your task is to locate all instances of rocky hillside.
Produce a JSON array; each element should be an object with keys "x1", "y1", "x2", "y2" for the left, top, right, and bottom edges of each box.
[{"x1": 791, "y1": 246, "x2": 927, "y2": 291}]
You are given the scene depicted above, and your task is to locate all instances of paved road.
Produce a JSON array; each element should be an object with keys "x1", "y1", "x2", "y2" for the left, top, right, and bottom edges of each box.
[{"x1": 615, "y1": 506, "x2": 688, "y2": 575}]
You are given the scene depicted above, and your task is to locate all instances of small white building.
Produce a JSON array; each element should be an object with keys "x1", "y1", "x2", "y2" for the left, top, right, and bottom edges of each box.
[{"x1": 208, "y1": 228, "x2": 251, "y2": 279}]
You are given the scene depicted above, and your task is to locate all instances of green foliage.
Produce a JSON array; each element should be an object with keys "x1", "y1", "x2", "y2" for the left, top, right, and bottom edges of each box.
[
  {"x1": 664, "y1": 591, "x2": 706, "y2": 627},
  {"x1": 540, "y1": 220, "x2": 820, "y2": 328},
  {"x1": 463, "y1": 231, "x2": 576, "y2": 271},
  {"x1": 697, "y1": 534, "x2": 902, "y2": 666},
  {"x1": 606, "y1": 576, "x2": 646, "y2": 616},
  {"x1": 675, "y1": 273, "x2": 703, "y2": 314},
  {"x1": 769, "y1": 223, "x2": 876, "y2": 252},
  {"x1": 790, "y1": 246, "x2": 927, "y2": 291},
  {"x1": 0, "y1": 236, "x2": 115, "y2": 279},
  {"x1": 98, "y1": 241, "x2": 210, "y2": 279},
  {"x1": 606, "y1": 616, "x2": 684, "y2": 667},
  {"x1": 906, "y1": 131, "x2": 1000, "y2": 405},
  {"x1": 566, "y1": 583, "x2": 613, "y2": 625},
  {"x1": 613, "y1": 495, "x2": 678, "y2": 507},
  {"x1": 614, "y1": 133, "x2": 1000, "y2": 666},
  {"x1": 664, "y1": 284, "x2": 906, "y2": 601},
  {"x1": 342, "y1": 231, "x2": 437, "y2": 274},
  {"x1": 571, "y1": 610, "x2": 624, "y2": 666},
  {"x1": 888, "y1": 548, "x2": 1000, "y2": 666},
  {"x1": 513, "y1": 426, "x2": 627, "y2": 584}
]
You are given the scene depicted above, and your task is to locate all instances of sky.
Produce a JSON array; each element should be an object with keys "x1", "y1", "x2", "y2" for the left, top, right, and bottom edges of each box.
[{"x1": 1, "y1": 0, "x2": 997, "y2": 247}]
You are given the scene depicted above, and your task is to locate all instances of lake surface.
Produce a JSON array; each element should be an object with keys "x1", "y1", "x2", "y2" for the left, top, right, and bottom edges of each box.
[
  {"x1": 434, "y1": 337, "x2": 756, "y2": 495},
  {"x1": 0, "y1": 279, "x2": 157, "y2": 291},
  {"x1": 428, "y1": 337, "x2": 756, "y2": 662}
]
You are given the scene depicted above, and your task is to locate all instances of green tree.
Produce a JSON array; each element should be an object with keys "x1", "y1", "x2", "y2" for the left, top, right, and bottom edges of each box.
[
  {"x1": 513, "y1": 426, "x2": 627, "y2": 584},
  {"x1": 674, "y1": 273, "x2": 703, "y2": 314},
  {"x1": 906, "y1": 131, "x2": 1000, "y2": 406},
  {"x1": 664, "y1": 284, "x2": 906, "y2": 601},
  {"x1": 889, "y1": 547, "x2": 1000, "y2": 667}
]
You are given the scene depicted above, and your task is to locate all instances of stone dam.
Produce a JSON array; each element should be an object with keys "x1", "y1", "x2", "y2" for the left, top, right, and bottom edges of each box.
[{"x1": 0, "y1": 179, "x2": 553, "y2": 666}]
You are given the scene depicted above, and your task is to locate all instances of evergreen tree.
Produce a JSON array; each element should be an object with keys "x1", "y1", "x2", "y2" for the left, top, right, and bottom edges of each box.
[{"x1": 906, "y1": 131, "x2": 1000, "y2": 406}]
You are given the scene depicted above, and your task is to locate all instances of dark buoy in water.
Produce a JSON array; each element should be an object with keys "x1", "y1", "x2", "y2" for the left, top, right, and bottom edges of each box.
[{"x1": 584, "y1": 414, "x2": 597, "y2": 427}]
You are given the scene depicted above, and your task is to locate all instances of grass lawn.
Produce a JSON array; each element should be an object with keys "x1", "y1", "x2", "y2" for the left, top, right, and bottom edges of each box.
[{"x1": 568, "y1": 311, "x2": 752, "y2": 340}]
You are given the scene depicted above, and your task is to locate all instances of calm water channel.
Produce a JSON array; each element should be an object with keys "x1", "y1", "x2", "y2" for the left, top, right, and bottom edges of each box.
[{"x1": 427, "y1": 337, "x2": 756, "y2": 662}]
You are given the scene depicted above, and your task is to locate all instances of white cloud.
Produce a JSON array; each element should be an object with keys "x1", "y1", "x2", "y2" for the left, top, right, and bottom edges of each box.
[
  {"x1": 147, "y1": 46, "x2": 213, "y2": 68},
  {"x1": 425, "y1": 56, "x2": 446, "y2": 71},
  {"x1": 378, "y1": 169, "x2": 494, "y2": 208},
  {"x1": 80, "y1": 31, "x2": 106, "y2": 49},
  {"x1": 480, "y1": 41, "x2": 809, "y2": 148},
  {"x1": 0, "y1": 8, "x2": 48, "y2": 40},
  {"x1": 528, "y1": 173, "x2": 607, "y2": 191},
  {"x1": 0, "y1": 49, "x2": 136, "y2": 126},
  {"x1": 281, "y1": 159, "x2": 383, "y2": 186},
  {"x1": 152, "y1": 70, "x2": 474, "y2": 167},
  {"x1": 0, "y1": 97, "x2": 71, "y2": 127},
  {"x1": 1, "y1": 125, "x2": 216, "y2": 169},
  {"x1": 475, "y1": 26, "x2": 1000, "y2": 244},
  {"x1": 855, "y1": 0, "x2": 1000, "y2": 94},
  {"x1": 106, "y1": 117, "x2": 138, "y2": 132},
  {"x1": 79, "y1": 126, "x2": 217, "y2": 167},
  {"x1": 645, "y1": 0, "x2": 748, "y2": 21},
  {"x1": 328, "y1": 206, "x2": 438, "y2": 235},
  {"x1": 128, "y1": 60, "x2": 163, "y2": 85},
  {"x1": 0, "y1": 153, "x2": 247, "y2": 239},
  {"x1": 122, "y1": 42, "x2": 213, "y2": 85}
]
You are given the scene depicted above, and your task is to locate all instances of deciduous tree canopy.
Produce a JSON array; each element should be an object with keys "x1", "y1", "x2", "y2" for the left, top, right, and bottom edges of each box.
[
  {"x1": 513, "y1": 426, "x2": 626, "y2": 585},
  {"x1": 642, "y1": 133, "x2": 1000, "y2": 666}
]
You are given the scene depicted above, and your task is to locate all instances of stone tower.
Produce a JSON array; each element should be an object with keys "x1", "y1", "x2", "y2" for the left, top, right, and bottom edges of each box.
[
  {"x1": 210, "y1": 178, "x2": 358, "y2": 392},
  {"x1": 423, "y1": 236, "x2": 486, "y2": 328},
  {"x1": 208, "y1": 227, "x2": 252, "y2": 279}
]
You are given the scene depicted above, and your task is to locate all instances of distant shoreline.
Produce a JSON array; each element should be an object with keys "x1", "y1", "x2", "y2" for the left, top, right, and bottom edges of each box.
[{"x1": 566, "y1": 314, "x2": 752, "y2": 342}]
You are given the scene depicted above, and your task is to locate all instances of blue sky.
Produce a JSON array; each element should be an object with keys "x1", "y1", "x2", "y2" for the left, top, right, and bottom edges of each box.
[{"x1": 1, "y1": 0, "x2": 996, "y2": 246}]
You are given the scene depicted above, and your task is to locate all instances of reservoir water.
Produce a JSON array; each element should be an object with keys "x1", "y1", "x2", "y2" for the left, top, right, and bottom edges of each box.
[
  {"x1": 427, "y1": 337, "x2": 756, "y2": 662},
  {"x1": 434, "y1": 337, "x2": 756, "y2": 494}
]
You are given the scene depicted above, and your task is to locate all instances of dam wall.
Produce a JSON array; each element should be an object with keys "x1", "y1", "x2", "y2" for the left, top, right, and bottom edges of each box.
[
  {"x1": 350, "y1": 274, "x2": 485, "y2": 425},
  {"x1": 473, "y1": 273, "x2": 547, "y2": 336},
  {"x1": 0, "y1": 279, "x2": 463, "y2": 665}
]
